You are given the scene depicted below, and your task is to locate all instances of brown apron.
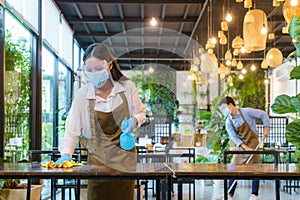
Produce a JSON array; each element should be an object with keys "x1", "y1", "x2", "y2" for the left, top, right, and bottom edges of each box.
[
  {"x1": 230, "y1": 109, "x2": 260, "y2": 164},
  {"x1": 87, "y1": 92, "x2": 137, "y2": 200}
]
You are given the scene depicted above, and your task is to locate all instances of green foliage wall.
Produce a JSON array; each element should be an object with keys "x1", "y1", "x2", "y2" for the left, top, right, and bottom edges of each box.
[{"x1": 225, "y1": 67, "x2": 266, "y2": 110}]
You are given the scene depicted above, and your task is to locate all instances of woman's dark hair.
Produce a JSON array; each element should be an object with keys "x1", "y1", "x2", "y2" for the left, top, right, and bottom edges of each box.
[
  {"x1": 83, "y1": 43, "x2": 128, "y2": 81},
  {"x1": 219, "y1": 96, "x2": 236, "y2": 106}
]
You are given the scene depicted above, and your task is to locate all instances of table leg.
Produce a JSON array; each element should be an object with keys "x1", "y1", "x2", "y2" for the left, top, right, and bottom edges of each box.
[
  {"x1": 161, "y1": 179, "x2": 167, "y2": 200},
  {"x1": 224, "y1": 179, "x2": 228, "y2": 200},
  {"x1": 167, "y1": 176, "x2": 171, "y2": 200},
  {"x1": 177, "y1": 178, "x2": 183, "y2": 200},
  {"x1": 76, "y1": 179, "x2": 81, "y2": 200},
  {"x1": 26, "y1": 179, "x2": 31, "y2": 200},
  {"x1": 156, "y1": 180, "x2": 160, "y2": 200},
  {"x1": 137, "y1": 180, "x2": 141, "y2": 200},
  {"x1": 275, "y1": 179, "x2": 280, "y2": 200}
]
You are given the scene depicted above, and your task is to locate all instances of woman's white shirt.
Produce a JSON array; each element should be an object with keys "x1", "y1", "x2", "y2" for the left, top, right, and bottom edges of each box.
[{"x1": 58, "y1": 79, "x2": 146, "y2": 156}]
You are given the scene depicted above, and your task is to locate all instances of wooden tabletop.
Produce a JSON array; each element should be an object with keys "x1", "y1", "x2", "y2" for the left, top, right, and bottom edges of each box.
[
  {"x1": 168, "y1": 163, "x2": 300, "y2": 179},
  {"x1": 0, "y1": 162, "x2": 172, "y2": 179},
  {"x1": 0, "y1": 163, "x2": 299, "y2": 180}
]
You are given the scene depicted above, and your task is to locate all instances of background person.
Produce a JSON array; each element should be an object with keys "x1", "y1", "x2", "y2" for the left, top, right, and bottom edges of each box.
[
  {"x1": 217, "y1": 96, "x2": 270, "y2": 200},
  {"x1": 56, "y1": 43, "x2": 146, "y2": 200}
]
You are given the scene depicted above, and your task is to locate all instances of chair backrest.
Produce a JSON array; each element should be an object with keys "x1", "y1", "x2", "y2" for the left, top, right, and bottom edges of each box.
[
  {"x1": 166, "y1": 147, "x2": 195, "y2": 163},
  {"x1": 29, "y1": 148, "x2": 88, "y2": 163},
  {"x1": 138, "y1": 114, "x2": 172, "y2": 144},
  {"x1": 256, "y1": 116, "x2": 289, "y2": 147}
]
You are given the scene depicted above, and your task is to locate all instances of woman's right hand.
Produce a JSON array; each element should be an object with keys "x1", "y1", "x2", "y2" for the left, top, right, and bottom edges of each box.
[{"x1": 55, "y1": 154, "x2": 72, "y2": 165}]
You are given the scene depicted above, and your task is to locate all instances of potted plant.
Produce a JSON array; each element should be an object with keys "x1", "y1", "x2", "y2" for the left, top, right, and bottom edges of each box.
[
  {"x1": 0, "y1": 179, "x2": 42, "y2": 200},
  {"x1": 270, "y1": 16, "x2": 300, "y2": 163},
  {"x1": 206, "y1": 96, "x2": 231, "y2": 163}
]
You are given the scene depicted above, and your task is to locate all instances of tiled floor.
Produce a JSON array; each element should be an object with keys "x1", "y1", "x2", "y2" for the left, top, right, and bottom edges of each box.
[{"x1": 47, "y1": 179, "x2": 300, "y2": 200}]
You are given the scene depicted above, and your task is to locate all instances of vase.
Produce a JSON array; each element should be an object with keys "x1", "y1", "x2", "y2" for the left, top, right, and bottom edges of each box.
[{"x1": 0, "y1": 185, "x2": 42, "y2": 200}]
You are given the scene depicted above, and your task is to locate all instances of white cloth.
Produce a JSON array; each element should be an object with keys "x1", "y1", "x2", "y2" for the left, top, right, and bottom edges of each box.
[{"x1": 58, "y1": 80, "x2": 146, "y2": 156}]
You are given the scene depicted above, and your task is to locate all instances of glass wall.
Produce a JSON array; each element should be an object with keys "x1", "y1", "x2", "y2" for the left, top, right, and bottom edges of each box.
[
  {"x1": 4, "y1": 11, "x2": 32, "y2": 162},
  {"x1": 4, "y1": 0, "x2": 82, "y2": 157}
]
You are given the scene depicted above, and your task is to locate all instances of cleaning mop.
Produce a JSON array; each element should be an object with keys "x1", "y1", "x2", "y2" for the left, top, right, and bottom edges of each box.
[{"x1": 227, "y1": 140, "x2": 263, "y2": 194}]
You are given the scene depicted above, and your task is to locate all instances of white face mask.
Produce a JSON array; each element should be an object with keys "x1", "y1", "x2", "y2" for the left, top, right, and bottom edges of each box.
[{"x1": 85, "y1": 69, "x2": 110, "y2": 88}]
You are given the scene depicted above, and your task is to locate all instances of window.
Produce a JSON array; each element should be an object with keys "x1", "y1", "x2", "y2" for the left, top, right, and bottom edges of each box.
[
  {"x1": 41, "y1": 47, "x2": 55, "y2": 150},
  {"x1": 4, "y1": 11, "x2": 32, "y2": 161}
]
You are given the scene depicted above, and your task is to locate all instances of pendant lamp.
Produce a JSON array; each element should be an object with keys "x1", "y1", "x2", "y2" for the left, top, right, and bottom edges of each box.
[
  {"x1": 237, "y1": 61, "x2": 243, "y2": 70},
  {"x1": 232, "y1": 36, "x2": 244, "y2": 49},
  {"x1": 225, "y1": 49, "x2": 232, "y2": 60},
  {"x1": 261, "y1": 59, "x2": 268, "y2": 69},
  {"x1": 273, "y1": 0, "x2": 280, "y2": 7},
  {"x1": 244, "y1": 0, "x2": 252, "y2": 8},
  {"x1": 283, "y1": 0, "x2": 300, "y2": 26},
  {"x1": 236, "y1": 0, "x2": 243, "y2": 2},
  {"x1": 219, "y1": 34, "x2": 228, "y2": 45},
  {"x1": 243, "y1": 9, "x2": 268, "y2": 52},
  {"x1": 232, "y1": 58, "x2": 237, "y2": 67},
  {"x1": 233, "y1": 49, "x2": 240, "y2": 56},
  {"x1": 221, "y1": 21, "x2": 228, "y2": 31},
  {"x1": 266, "y1": 48, "x2": 283, "y2": 68}
]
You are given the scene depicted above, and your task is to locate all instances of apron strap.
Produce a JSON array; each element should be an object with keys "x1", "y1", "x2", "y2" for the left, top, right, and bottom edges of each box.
[{"x1": 89, "y1": 99, "x2": 96, "y2": 139}]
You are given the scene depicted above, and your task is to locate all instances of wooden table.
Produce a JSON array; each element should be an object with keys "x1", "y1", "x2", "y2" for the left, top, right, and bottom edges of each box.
[
  {"x1": 1, "y1": 163, "x2": 299, "y2": 200},
  {"x1": 168, "y1": 163, "x2": 300, "y2": 200},
  {"x1": 0, "y1": 162, "x2": 173, "y2": 200}
]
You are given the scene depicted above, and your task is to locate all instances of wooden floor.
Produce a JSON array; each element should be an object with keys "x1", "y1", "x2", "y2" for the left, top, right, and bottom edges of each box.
[{"x1": 44, "y1": 179, "x2": 300, "y2": 200}]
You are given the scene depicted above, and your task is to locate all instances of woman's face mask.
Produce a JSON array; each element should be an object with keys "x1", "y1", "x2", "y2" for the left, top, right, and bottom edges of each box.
[{"x1": 85, "y1": 69, "x2": 110, "y2": 88}]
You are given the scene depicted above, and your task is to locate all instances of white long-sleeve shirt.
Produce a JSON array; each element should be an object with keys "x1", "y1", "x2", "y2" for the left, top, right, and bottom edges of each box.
[{"x1": 58, "y1": 80, "x2": 146, "y2": 156}]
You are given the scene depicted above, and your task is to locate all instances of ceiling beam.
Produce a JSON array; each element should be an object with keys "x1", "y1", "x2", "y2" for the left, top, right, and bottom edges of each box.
[
  {"x1": 81, "y1": 43, "x2": 187, "y2": 49},
  {"x1": 75, "y1": 31, "x2": 191, "y2": 37},
  {"x1": 67, "y1": 16, "x2": 198, "y2": 23},
  {"x1": 183, "y1": 0, "x2": 208, "y2": 55},
  {"x1": 55, "y1": 0, "x2": 206, "y2": 4}
]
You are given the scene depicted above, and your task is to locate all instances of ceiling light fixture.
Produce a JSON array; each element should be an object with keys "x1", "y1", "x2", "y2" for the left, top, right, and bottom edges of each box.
[
  {"x1": 261, "y1": 24, "x2": 267, "y2": 34},
  {"x1": 226, "y1": 12, "x2": 232, "y2": 22},
  {"x1": 150, "y1": 17, "x2": 157, "y2": 26},
  {"x1": 241, "y1": 68, "x2": 247, "y2": 74},
  {"x1": 291, "y1": 0, "x2": 299, "y2": 6}
]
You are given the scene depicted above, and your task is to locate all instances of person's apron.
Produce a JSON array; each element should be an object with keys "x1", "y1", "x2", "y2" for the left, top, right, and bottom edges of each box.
[
  {"x1": 230, "y1": 109, "x2": 260, "y2": 164},
  {"x1": 87, "y1": 92, "x2": 137, "y2": 200}
]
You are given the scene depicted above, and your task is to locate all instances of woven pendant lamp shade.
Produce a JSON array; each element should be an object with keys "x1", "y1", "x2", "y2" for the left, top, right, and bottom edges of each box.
[
  {"x1": 232, "y1": 58, "x2": 237, "y2": 67},
  {"x1": 237, "y1": 61, "x2": 243, "y2": 70},
  {"x1": 283, "y1": 0, "x2": 300, "y2": 25},
  {"x1": 225, "y1": 50, "x2": 232, "y2": 60},
  {"x1": 221, "y1": 21, "x2": 228, "y2": 31},
  {"x1": 243, "y1": 9, "x2": 268, "y2": 52},
  {"x1": 261, "y1": 59, "x2": 268, "y2": 69},
  {"x1": 219, "y1": 35, "x2": 227, "y2": 45},
  {"x1": 273, "y1": 0, "x2": 280, "y2": 7},
  {"x1": 236, "y1": 0, "x2": 243, "y2": 2},
  {"x1": 244, "y1": 0, "x2": 252, "y2": 8},
  {"x1": 266, "y1": 48, "x2": 283, "y2": 68},
  {"x1": 233, "y1": 48, "x2": 240, "y2": 56},
  {"x1": 232, "y1": 36, "x2": 244, "y2": 49}
]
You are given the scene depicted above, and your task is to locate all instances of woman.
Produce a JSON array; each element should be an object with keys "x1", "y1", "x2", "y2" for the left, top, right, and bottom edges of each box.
[{"x1": 57, "y1": 43, "x2": 146, "y2": 200}]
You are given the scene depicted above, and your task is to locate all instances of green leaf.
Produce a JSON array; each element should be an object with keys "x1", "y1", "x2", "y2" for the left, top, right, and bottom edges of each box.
[
  {"x1": 290, "y1": 66, "x2": 300, "y2": 80},
  {"x1": 271, "y1": 94, "x2": 298, "y2": 114},
  {"x1": 286, "y1": 120, "x2": 300, "y2": 148},
  {"x1": 291, "y1": 94, "x2": 300, "y2": 113},
  {"x1": 197, "y1": 110, "x2": 211, "y2": 120}
]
